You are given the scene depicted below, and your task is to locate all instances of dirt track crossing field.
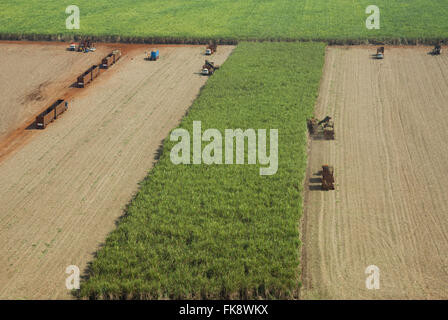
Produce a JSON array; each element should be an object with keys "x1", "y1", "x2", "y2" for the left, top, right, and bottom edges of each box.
[
  {"x1": 302, "y1": 47, "x2": 448, "y2": 299},
  {"x1": 0, "y1": 43, "x2": 234, "y2": 299}
]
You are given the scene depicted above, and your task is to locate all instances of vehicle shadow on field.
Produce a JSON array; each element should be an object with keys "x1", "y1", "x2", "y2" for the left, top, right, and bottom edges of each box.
[
  {"x1": 370, "y1": 54, "x2": 383, "y2": 60},
  {"x1": 308, "y1": 172, "x2": 323, "y2": 191},
  {"x1": 310, "y1": 135, "x2": 331, "y2": 141},
  {"x1": 69, "y1": 81, "x2": 78, "y2": 88},
  {"x1": 153, "y1": 139, "x2": 165, "y2": 162}
]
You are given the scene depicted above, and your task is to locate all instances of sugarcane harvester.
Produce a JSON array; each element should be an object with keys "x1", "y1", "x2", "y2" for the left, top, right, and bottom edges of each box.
[
  {"x1": 68, "y1": 42, "x2": 77, "y2": 51},
  {"x1": 202, "y1": 60, "x2": 220, "y2": 76},
  {"x1": 321, "y1": 165, "x2": 335, "y2": 190},
  {"x1": 430, "y1": 43, "x2": 442, "y2": 55},
  {"x1": 307, "y1": 116, "x2": 335, "y2": 140}
]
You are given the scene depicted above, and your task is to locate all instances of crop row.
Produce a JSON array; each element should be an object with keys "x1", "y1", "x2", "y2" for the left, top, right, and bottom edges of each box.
[
  {"x1": 1, "y1": 1, "x2": 447, "y2": 42},
  {"x1": 79, "y1": 42, "x2": 326, "y2": 299}
]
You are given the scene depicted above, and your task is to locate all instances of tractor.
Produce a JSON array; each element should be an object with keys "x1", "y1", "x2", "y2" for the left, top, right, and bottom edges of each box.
[{"x1": 202, "y1": 60, "x2": 220, "y2": 76}]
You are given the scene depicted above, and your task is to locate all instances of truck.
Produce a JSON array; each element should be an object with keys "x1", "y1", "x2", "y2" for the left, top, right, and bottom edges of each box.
[
  {"x1": 321, "y1": 165, "x2": 335, "y2": 190},
  {"x1": 68, "y1": 43, "x2": 77, "y2": 51},
  {"x1": 146, "y1": 50, "x2": 159, "y2": 61},
  {"x1": 36, "y1": 99, "x2": 67, "y2": 129}
]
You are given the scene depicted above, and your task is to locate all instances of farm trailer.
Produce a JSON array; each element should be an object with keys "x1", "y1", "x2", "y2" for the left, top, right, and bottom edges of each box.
[
  {"x1": 101, "y1": 50, "x2": 122, "y2": 69},
  {"x1": 36, "y1": 99, "x2": 68, "y2": 129},
  {"x1": 77, "y1": 64, "x2": 101, "y2": 88},
  {"x1": 77, "y1": 50, "x2": 122, "y2": 87}
]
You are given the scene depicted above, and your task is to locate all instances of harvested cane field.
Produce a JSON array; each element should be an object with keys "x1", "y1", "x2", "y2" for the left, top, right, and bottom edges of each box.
[
  {"x1": 2, "y1": 1, "x2": 447, "y2": 303},
  {"x1": 0, "y1": 42, "x2": 112, "y2": 141},
  {"x1": 79, "y1": 42, "x2": 326, "y2": 299},
  {"x1": 0, "y1": 42, "x2": 234, "y2": 299},
  {"x1": 1, "y1": 1, "x2": 448, "y2": 42},
  {"x1": 302, "y1": 46, "x2": 448, "y2": 299}
]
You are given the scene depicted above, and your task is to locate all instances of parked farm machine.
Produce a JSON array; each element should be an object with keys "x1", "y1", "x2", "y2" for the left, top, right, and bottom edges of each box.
[{"x1": 68, "y1": 39, "x2": 96, "y2": 53}]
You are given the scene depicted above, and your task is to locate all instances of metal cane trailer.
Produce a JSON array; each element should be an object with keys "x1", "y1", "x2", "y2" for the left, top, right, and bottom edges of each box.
[{"x1": 36, "y1": 99, "x2": 67, "y2": 129}]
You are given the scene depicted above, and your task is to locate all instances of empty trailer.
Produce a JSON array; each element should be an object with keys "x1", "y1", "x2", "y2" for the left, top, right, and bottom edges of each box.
[
  {"x1": 113, "y1": 50, "x2": 122, "y2": 62},
  {"x1": 101, "y1": 53, "x2": 115, "y2": 69},
  {"x1": 77, "y1": 65, "x2": 101, "y2": 88},
  {"x1": 54, "y1": 100, "x2": 68, "y2": 118},
  {"x1": 101, "y1": 50, "x2": 122, "y2": 69},
  {"x1": 36, "y1": 99, "x2": 67, "y2": 129}
]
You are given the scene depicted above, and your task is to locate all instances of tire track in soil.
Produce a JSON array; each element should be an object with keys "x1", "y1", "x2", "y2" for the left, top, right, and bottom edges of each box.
[
  {"x1": 302, "y1": 46, "x2": 448, "y2": 299},
  {"x1": 0, "y1": 44, "x2": 235, "y2": 299}
]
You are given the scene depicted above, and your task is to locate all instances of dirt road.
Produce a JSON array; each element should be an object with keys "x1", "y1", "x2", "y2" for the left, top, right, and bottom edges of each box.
[
  {"x1": 0, "y1": 44, "x2": 234, "y2": 299},
  {"x1": 301, "y1": 47, "x2": 448, "y2": 299}
]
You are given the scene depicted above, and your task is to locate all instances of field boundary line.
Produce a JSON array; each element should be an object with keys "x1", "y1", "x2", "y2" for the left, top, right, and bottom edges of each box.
[{"x1": 1, "y1": 33, "x2": 448, "y2": 46}]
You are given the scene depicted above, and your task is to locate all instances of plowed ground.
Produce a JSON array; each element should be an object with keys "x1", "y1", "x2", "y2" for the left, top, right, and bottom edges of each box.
[
  {"x1": 302, "y1": 47, "x2": 448, "y2": 299},
  {"x1": 0, "y1": 42, "x2": 113, "y2": 141},
  {"x1": 0, "y1": 43, "x2": 234, "y2": 299}
]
